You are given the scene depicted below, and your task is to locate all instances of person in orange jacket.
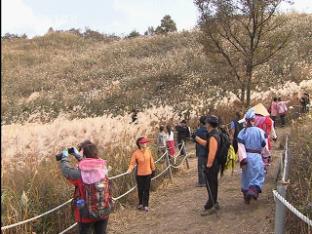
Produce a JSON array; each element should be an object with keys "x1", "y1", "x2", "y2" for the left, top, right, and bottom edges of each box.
[{"x1": 127, "y1": 136, "x2": 156, "y2": 212}]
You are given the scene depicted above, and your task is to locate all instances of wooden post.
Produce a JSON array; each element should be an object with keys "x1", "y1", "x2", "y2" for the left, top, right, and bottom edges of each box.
[
  {"x1": 165, "y1": 151, "x2": 173, "y2": 182},
  {"x1": 185, "y1": 157, "x2": 190, "y2": 169}
]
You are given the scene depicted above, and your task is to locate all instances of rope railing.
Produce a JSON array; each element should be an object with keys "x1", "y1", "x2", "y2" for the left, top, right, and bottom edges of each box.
[
  {"x1": 112, "y1": 185, "x2": 137, "y2": 201},
  {"x1": 1, "y1": 199, "x2": 73, "y2": 231},
  {"x1": 273, "y1": 134, "x2": 312, "y2": 233},
  {"x1": 154, "y1": 151, "x2": 168, "y2": 164},
  {"x1": 1, "y1": 143, "x2": 186, "y2": 232},
  {"x1": 58, "y1": 223, "x2": 78, "y2": 234},
  {"x1": 151, "y1": 165, "x2": 171, "y2": 181},
  {"x1": 273, "y1": 190, "x2": 312, "y2": 227},
  {"x1": 58, "y1": 163, "x2": 177, "y2": 234},
  {"x1": 57, "y1": 145, "x2": 190, "y2": 234},
  {"x1": 170, "y1": 153, "x2": 191, "y2": 169},
  {"x1": 168, "y1": 142, "x2": 185, "y2": 159}
]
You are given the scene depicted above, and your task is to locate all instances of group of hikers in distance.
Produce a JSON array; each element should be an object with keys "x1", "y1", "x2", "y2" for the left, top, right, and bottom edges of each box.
[{"x1": 56, "y1": 94, "x2": 310, "y2": 234}]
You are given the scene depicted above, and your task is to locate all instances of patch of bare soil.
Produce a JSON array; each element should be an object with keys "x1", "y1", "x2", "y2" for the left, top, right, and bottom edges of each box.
[{"x1": 108, "y1": 129, "x2": 289, "y2": 234}]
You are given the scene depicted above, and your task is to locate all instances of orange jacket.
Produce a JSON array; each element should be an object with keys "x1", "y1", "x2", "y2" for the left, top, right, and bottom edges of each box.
[
  {"x1": 207, "y1": 137, "x2": 218, "y2": 168},
  {"x1": 195, "y1": 135, "x2": 218, "y2": 168},
  {"x1": 128, "y1": 148, "x2": 156, "y2": 176}
]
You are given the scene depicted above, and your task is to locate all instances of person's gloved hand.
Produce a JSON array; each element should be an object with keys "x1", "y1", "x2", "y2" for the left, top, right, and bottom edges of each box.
[
  {"x1": 204, "y1": 166, "x2": 211, "y2": 174},
  {"x1": 240, "y1": 158, "x2": 247, "y2": 168},
  {"x1": 191, "y1": 133, "x2": 196, "y2": 141},
  {"x1": 69, "y1": 147, "x2": 83, "y2": 161},
  {"x1": 61, "y1": 149, "x2": 69, "y2": 160}
]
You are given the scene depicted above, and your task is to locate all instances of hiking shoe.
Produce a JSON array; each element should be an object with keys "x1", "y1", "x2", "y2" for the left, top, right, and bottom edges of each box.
[
  {"x1": 200, "y1": 207, "x2": 217, "y2": 216},
  {"x1": 137, "y1": 204, "x2": 143, "y2": 210},
  {"x1": 144, "y1": 207, "x2": 149, "y2": 212},
  {"x1": 214, "y1": 203, "x2": 220, "y2": 210},
  {"x1": 244, "y1": 195, "x2": 251, "y2": 204}
]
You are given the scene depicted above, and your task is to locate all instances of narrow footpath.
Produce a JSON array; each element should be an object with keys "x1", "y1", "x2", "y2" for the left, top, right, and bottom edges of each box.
[{"x1": 108, "y1": 128, "x2": 289, "y2": 234}]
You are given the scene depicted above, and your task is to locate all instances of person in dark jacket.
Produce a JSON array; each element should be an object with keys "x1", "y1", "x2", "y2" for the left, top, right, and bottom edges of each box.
[
  {"x1": 175, "y1": 120, "x2": 191, "y2": 157},
  {"x1": 194, "y1": 115, "x2": 221, "y2": 216},
  {"x1": 193, "y1": 115, "x2": 208, "y2": 187},
  {"x1": 59, "y1": 140, "x2": 110, "y2": 234},
  {"x1": 229, "y1": 111, "x2": 243, "y2": 154}
]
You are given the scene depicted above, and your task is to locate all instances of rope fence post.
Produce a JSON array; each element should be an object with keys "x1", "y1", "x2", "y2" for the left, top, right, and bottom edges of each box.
[
  {"x1": 165, "y1": 150, "x2": 173, "y2": 182},
  {"x1": 274, "y1": 135, "x2": 290, "y2": 234},
  {"x1": 185, "y1": 157, "x2": 190, "y2": 169},
  {"x1": 183, "y1": 141, "x2": 190, "y2": 169},
  {"x1": 275, "y1": 184, "x2": 287, "y2": 234}
]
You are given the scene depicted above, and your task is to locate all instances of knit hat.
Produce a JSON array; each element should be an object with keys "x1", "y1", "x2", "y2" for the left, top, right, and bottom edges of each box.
[
  {"x1": 245, "y1": 109, "x2": 256, "y2": 120},
  {"x1": 199, "y1": 115, "x2": 207, "y2": 125},
  {"x1": 205, "y1": 115, "x2": 219, "y2": 125}
]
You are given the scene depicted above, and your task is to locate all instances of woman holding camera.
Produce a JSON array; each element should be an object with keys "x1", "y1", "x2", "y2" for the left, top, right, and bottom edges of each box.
[
  {"x1": 58, "y1": 140, "x2": 112, "y2": 234},
  {"x1": 127, "y1": 136, "x2": 156, "y2": 212}
]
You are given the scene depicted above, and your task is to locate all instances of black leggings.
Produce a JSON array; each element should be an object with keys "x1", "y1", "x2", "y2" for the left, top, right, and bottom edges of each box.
[
  {"x1": 136, "y1": 175, "x2": 151, "y2": 207},
  {"x1": 204, "y1": 163, "x2": 220, "y2": 210},
  {"x1": 79, "y1": 219, "x2": 108, "y2": 234}
]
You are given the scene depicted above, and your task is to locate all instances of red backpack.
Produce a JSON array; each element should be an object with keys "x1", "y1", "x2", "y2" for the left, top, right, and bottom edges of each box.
[{"x1": 77, "y1": 158, "x2": 113, "y2": 219}]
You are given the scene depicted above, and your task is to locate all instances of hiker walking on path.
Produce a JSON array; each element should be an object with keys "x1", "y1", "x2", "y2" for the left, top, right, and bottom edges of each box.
[
  {"x1": 166, "y1": 125, "x2": 176, "y2": 160},
  {"x1": 127, "y1": 137, "x2": 156, "y2": 212},
  {"x1": 131, "y1": 109, "x2": 139, "y2": 124},
  {"x1": 157, "y1": 125, "x2": 167, "y2": 155},
  {"x1": 300, "y1": 92, "x2": 310, "y2": 113},
  {"x1": 192, "y1": 115, "x2": 208, "y2": 187},
  {"x1": 194, "y1": 115, "x2": 222, "y2": 216},
  {"x1": 175, "y1": 120, "x2": 191, "y2": 157},
  {"x1": 270, "y1": 97, "x2": 278, "y2": 127},
  {"x1": 254, "y1": 113, "x2": 275, "y2": 173},
  {"x1": 59, "y1": 140, "x2": 112, "y2": 234},
  {"x1": 277, "y1": 97, "x2": 289, "y2": 127},
  {"x1": 237, "y1": 109, "x2": 267, "y2": 204},
  {"x1": 229, "y1": 111, "x2": 243, "y2": 154}
]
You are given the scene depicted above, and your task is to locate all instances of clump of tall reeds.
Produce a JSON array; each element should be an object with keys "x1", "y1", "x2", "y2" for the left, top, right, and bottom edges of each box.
[{"x1": 286, "y1": 114, "x2": 312, "y2": 234}]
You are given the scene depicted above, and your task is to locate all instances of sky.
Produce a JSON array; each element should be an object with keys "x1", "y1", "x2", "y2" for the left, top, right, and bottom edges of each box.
[{"x1": 2, "y1": 0, "x2": 312, "y2": 38}]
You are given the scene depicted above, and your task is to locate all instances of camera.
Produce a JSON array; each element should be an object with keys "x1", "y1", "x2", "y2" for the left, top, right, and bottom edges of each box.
[
  {"x1": 68, "y1": 147, "x2": 75, "y2": 154},
  {"x1": 55, "y1": 147, "x2": 75, "y2": 161},
  {"x1": 55, "y1": 152, "x2": 63, "y2": 161}
]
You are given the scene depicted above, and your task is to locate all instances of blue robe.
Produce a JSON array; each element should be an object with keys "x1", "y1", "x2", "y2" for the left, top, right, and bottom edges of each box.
[{"x1": 237, "y1": 126, "x2": 266, "y2": 195}]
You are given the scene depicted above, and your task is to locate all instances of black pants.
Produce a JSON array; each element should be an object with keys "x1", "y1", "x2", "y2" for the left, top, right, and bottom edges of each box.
[
  {"x1": 177, "y1": 139, "x2": 186, "y2": 156},
  {"x1": 136, "y1": 175, "x2": 151, "y2": 207},
  {"x1": 271, "y1": 116, "x2": 276, "y2": 128},
  {"x1": 232, "y1": 139, "x2": 238, "y2": 154},
  {"x1": 79, "y1": 219, "x2": 108, "y2": 234},
  {"x1": 280, "y1": 114, "x2": 286, "y2": 127},
  {"x1": 204, "y1": 163, "x2": 220, "y2": 210},
  {"x1": 197, "y1": 157, "x2": 207, "y2": 185}
]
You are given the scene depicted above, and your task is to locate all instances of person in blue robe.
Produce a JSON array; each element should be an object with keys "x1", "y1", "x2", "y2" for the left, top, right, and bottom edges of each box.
[{"x1": 237, "y1": 109, "x2": 266, "y2": 204}]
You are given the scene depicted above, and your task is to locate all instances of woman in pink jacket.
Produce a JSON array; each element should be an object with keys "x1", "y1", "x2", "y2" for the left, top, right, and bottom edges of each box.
[
  {"x1": 270, "y1": 97, "x2": 278, "y2": 127},
  {"x1": 277, "y1": 97, "x2": 290, "y2": 127}
]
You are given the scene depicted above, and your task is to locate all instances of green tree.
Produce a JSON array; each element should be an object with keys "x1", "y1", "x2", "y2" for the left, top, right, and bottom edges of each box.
[
  {"x1": 144, "y1": 26, "x2": 155, "y2": 36},
  {"x1": 155, "y1": 15, "x2": 177, "y2": 34},
  {"x1": 127, "y1": 30, "x2": 141, "y2": 38},
  {"x1": 194, "y1": 0, "x2": 291, "y2": 106}
]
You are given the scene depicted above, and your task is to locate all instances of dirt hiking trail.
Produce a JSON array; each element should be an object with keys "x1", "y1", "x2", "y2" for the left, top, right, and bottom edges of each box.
[{"x1": 109, "y1": 128, "x2": 289, "y2": 234}]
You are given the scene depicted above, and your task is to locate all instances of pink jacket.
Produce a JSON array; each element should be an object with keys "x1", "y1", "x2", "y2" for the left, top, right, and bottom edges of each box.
[
  {"x1": 270, "y1": 101, "x2": 278, "y2": 116},
  {"x1": 277, "y1": 101, "x2": 289, "y2": 114}
]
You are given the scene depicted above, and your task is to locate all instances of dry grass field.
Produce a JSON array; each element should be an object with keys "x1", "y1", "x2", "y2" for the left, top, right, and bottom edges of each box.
[{"x1": 1, "y1": 12, "x2": 312, "y2": 233}]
